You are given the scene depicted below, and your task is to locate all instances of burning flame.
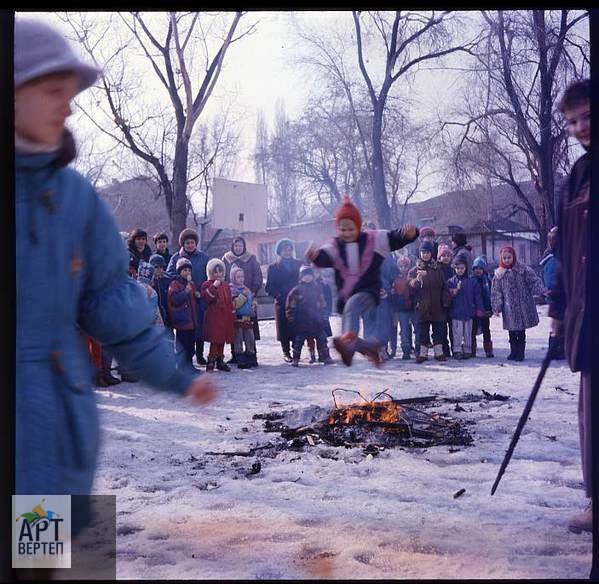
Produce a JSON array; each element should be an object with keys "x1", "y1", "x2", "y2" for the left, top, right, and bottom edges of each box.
[{"x1": 327, "y1": 399, "x2": 404, "y2": 425}]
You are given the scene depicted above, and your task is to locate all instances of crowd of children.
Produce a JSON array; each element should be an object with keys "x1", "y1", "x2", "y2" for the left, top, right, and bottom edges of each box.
[{"x1": 91, "y1": 210, "x2": 552, "y2": 384}]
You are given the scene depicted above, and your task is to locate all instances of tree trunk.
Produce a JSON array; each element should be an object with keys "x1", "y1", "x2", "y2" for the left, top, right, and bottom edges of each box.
[
  {"x1": 371, "y1": 106, "x2": 391, "y2": 229},
  {"x1": 171, "y1": 138, "x2": 190, "y2": 241}
]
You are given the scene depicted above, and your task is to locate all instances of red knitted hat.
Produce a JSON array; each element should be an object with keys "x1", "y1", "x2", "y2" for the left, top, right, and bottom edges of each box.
[{"x1": 335, "y1": 194, "x2": 362, "y2": 232}]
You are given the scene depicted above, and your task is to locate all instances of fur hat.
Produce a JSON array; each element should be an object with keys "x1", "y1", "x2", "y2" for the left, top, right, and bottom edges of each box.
[
  {"x1": 419, "y1": 226, "x2": 436, "y2": 238},
  {"x1": 14, "y1": 18, "x2": 101, "y2": 92},
  {"x1": 137, "y1": 261, "x2": 155, "y2": 284},
  {"x1": 472, "y1": 256, "x2": 488, "y2": 271},
  {"x1": 153, "y1": 232, "x2": 168, "y2": 244},
  {"x1": 335, "y1": 194, "x2": 362, "y2": 232},
  {"x1": 179, "y1": 228, "x2": 199, "y2": 247},
  {"x1": 419, "y1": 241, "x2": 434, "y2": 254},
  {"x1": 230, "y1": 266, "x2": 244, "y2": 283},
  {"x1": 149, "y1": 254, "x2": 166, "y2": 268},
  {"x1": 206, "y1": 258, "x2": 225, "y2": 279},
  {"x1": 176, "y1": 258, "x2": 192, "y2": 274},
  {"x1": 451, "y1": 232, "x2": 468, "y2": 247},
  {"x1": 275, "y1": 238, "x2": 295, "y2": 256}
]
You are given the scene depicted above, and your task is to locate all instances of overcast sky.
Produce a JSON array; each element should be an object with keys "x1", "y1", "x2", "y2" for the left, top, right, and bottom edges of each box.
[{"x1": 20, "y1": 11, "x2": 587, "y2": 209}]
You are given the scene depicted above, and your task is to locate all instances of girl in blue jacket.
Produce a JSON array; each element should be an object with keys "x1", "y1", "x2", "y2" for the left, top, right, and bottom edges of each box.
[{"x1": 15, "y1": 19, "x2": 216, "y2": 534}]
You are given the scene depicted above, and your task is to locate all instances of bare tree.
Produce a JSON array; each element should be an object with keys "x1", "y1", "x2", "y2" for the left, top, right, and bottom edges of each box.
[
  {"x1": 59, "y1": 11, "x2": 253, "y2": 238},
  {"x1": 443, "y1": 9, "x2": 589, "y2": 250}
]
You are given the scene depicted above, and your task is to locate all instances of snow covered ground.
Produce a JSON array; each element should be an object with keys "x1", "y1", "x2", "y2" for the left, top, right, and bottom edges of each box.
[{"x1": 90, "y1": 306, "x2": 591, "y2": 579}]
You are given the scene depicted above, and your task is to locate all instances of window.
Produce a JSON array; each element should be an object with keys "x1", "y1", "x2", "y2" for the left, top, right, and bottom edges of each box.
[{"x1": 258, "y1": 242, "x2": 275, "y2": 265}]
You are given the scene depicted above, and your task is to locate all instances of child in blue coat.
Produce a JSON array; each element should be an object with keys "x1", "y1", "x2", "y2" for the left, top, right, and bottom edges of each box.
[
  {"x1": 471, "y1": 256, "x2": 495, "y2": 358},
  {"x1": 14, "y1": 18, "x2": 216, "y2": 535},
  {"x1": 447, "y1": 257, "x2": 484, "y2": 359}
]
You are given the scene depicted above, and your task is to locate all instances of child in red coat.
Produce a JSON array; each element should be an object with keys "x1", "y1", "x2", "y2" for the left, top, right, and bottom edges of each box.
[{"x1": 201, "y1": 259, "x2": 235, "y2": 372}]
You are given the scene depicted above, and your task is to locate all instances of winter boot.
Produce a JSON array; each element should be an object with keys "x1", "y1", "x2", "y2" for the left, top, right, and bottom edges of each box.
[
  {"x1": 95, "y1": 371, "x2": 109, "y2": 388},
  {"x1": 216, "y1": 357, "x2": 231, "y2": 372},
  {"x1": 415, "y1": 346, "x2": 429, "y2": 364},
  {"x1": 484, "y1": 341, "x2": 494, "y2": 358},
  {"x1": 453, "y1": 351, "x2": 463, "y2": 361},
  {"x1": 309, "y1": 349, "x2": 317, "y2": 364},
  {"x1": 236, "y1": 353, "x2": 252, "y2": 370},
  {"x1": 205, "y1": 358, "x2": 215, "y2": 372},
  {"x1": 548, "y1": 335, "x2": 565, "y2": 360},
  {"x1": 568, "y1": 502, "x2": 592, "y2": 534},
  {"x1": 283, "y1": 350, "x2": 293, "y2": 363},
  {"x1": 103, "y1": 366, "x2": 121, "y2": 386},
  {"x1": 291, "y1": 357, "x2": 300, "y2": 367},
  {"x1": 402, "y1": 352, "x2": 411, "y2": 360},
  {"x1": 333, "y1": 332, "x2": 358, "y2": 367},
  {"x1": 196, "y1": 354, "x2": 208, "y2": 366},
  {"x1": 355, "y1": 337, "x2": 384, "y2": 367},
  {"x1": 507, "y1": 341, "x2": 516, "y2": 361},
  {"x1": 513, "y1": 340, "x2": 525, "y2": 362},
  {"x1": 433, "y1": 344, "x2": 447, "y2": 362},
  {"x1": 319, "y1": 345, "x2": 334, "y2": 365},
  {"x1": 245, "y1": 351, "x2": 258, "y2": 368}
]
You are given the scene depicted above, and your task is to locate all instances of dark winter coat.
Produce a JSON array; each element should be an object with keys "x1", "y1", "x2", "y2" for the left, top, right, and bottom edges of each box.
[
  {"x1": 539, "y1": 249, "x2": 558, "y2": 295},
  {"x1": 200, "y1": 279, "x2": 235, "y2": 344},
  {"x1": 439, "y1": 263, "x2": 454, "y2": 283},
  {"x1": 408, "y1": 259, "x2": 451, "y2": 322},
  {"x1": 127, "y1": 242, "x2": 152, "y2": 269},
  {"x1": 167, "y1": 277, "x2": 199, "y2": 331},
  {"x1": 473, "y1": 272, "x2": 493, "y2": 313},
  {"x1": 265, "y1": 258, "x2": 302, "y2": 342},
  {"x1": 312, "y1": 228, "x2": 417, "y2": 313},
  {"x1": 16, "y1": 143, "x2": 194, "y2": 499},
  {"x1": 166, "y1": 247, "x2": 209, "y2": 289},
  {"x1": 548, "y1": 151, "x2": 590, "y2": 372},
  {"x1": 447, "y1": 274, "x2": 484, "y2": 321},
  {"x1": 155, "y1": 248, "x2": 172, "y2": 268},
  {"x1": 153, "y1": 273, "x2": 173, "y2": 327},
  {"x1": 285, "y1": 281, "x2": 328, "y2": 337},
  {"x1": 491, "y1": 262, "x2": 545, "y2": 331}
]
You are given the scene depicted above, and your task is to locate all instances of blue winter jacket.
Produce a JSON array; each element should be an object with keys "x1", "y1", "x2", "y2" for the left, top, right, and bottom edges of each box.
[
  {"x1": 16, "y1": 150, "x2": 195, "y2": 499},
  {"x1": 473, "y1": 272, "x2": 493, "y2": 313},
  {"x1": 447, "y1": 274, "x2": 484, "y2": 320},
  {"x1": 540, "y1": 252, "x2": 558, "y2": 293}
]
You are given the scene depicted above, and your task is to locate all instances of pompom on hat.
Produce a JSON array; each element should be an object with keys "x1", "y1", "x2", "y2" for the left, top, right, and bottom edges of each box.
[
  {"x1": 15, "y1": 18, "x2": 101, "y2": 92},
  {"x1": 335, "y1": 194, "x2": 362, "y2": 232}
]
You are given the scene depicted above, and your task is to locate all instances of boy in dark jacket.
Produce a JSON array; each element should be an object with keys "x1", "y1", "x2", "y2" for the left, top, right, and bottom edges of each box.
[
  {"x1": 153, "y1": 232, "x2": 172, "y2": 267},
  {"x1": 447, "y1": 257, "x2": 484, "y2": 360},
  {"x1": 437, "y1": 244, "x2": 454, "y2": 357},
  {"x1": 306, "y1": 195, "x2": 418, "y2": 366},
  {"x1": 168, "y1": 258, "x2": 200, "y2": 367},
  {"x1": 149, "y1": 254, "x2": 173, "y2": 335},
  {"x1": 305, "y1": 268, "x2": 334, "y2": 363},
  {"x1": 471, "y1": 256, "x2": 495, "y2": 358},
  {"x1": 285, "y1": 266, "x2": 334, "y2": 367}
]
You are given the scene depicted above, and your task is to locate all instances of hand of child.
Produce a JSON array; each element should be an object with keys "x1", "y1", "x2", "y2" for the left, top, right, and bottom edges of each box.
[
  {"x1": 416, "y1": 270, "x2": 426, "y2": 280},
  {"x1": 213, "y1": 279, "x2": 221, "y2": 288},
  {"x1": 184, "y1": 376, "x2": 219, "y2": 406}
]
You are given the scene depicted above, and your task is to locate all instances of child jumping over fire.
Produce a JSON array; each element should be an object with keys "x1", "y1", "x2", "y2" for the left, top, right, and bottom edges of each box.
[
  {"x1": 306, "y1": 195, "x2": 419, "y2": 366},
  {"x1": 285, "y1": 266, "x2": 334, "y2": 367}
]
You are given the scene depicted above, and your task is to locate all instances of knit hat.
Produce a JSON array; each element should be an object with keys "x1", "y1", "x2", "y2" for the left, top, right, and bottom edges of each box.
[
  {"x1": 176, "y1": 258, "x2": 192, "y2": 274},
  {"x1": 452, "y1": 232, "x2": 468, "y2": 247},
  {"x1": 230, "y1": 266, "x2": 244, "y2": 283},
  {"x1": 299, "y1": 265, "x2": 314, "y2": 280},
  {"x1": 137, "y1": 261, "x2": 155, "y2": 284},
  {"x1": 419, "y1": 241, "x2": 434, "y2": 254},
  {"x1": 437, "y1": 244, "x2": 452, "y2": 259},
  {"x1": 231, "y1": 236, "x2": 247, "y2": 256},
  {"x1": 179, "y1": 228, "x2": 199, "y2": 247},
  {"x1": 206, "y1": 258, "x2": 225, "y2": 279},
  {"x1": 275, "y1": 238, "x2": 294, "y2": 256},
  {"x1": 472, "y1": 256, "x2": 488, "y2": 271},
  {"x1": 335, "y1": 194, "x2": 362, "y2": 232},
  {"x1": 149, "y1": 254, "x2": 166, "y2": 268},
  {"x1": 153, "y1": 232, "x2": 168, "y2": 243},
  {"x1": 499, "y1": 245, "x2": 517, "y2": 268},
  {"x1": 15, "y1": 18, "x2": 101, "y2": 92},
  {"x1": 419, "y1": 226, "x2": 436, "y2": 238},
  {"x1": 452, "y1": 256, "x2": 467, "y2": 268}
]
